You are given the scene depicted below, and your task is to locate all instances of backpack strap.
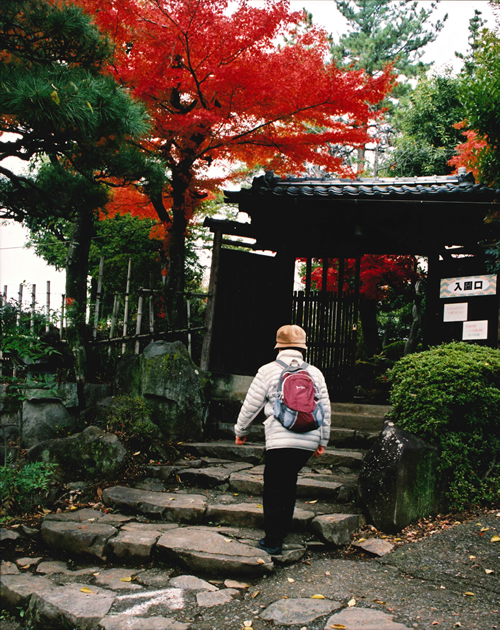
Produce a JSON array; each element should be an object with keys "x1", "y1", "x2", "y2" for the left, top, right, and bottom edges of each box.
[{"x1": 275, "y1": 358, "x2": 309, "y2": 371}]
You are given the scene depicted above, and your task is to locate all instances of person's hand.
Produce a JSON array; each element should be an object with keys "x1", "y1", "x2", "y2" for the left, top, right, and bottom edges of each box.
[
  {"x1": 235, "y1": 436, "x2": 246, "y2": 446},
  {"x1": 312, "y1": 445, "x2": 325, "y2": 458}
]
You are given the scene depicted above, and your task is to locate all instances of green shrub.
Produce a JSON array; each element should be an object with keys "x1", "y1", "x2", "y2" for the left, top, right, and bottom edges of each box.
[
  {"x1": 105, "y1": 395, "x2": 160, "y2": 439},
  {"x1": 0, "y1": 455, "x2": 57, "y2": 516},
  {"x1": 388, "y1": 342, "x2": 500, "y2": 510}
]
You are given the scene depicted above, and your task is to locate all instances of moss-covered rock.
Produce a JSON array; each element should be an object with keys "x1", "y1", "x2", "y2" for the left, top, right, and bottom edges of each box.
[{"x1": 27, "y1": 426, "x2": 126, "y2": 480}]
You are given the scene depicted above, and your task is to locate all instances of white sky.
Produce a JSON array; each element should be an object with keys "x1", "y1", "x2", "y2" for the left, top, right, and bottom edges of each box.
[{"x1": 0, "y1": 0, "x2": 496, "y2": 306}]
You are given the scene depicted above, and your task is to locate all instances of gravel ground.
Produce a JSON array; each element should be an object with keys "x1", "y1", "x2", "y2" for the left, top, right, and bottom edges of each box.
[
  {"x1": 1, "y1": 511, "x2": 499, "y2": 630},
  {"x1": 185, "y1": 513, "x2": 500, "y2": 630}
]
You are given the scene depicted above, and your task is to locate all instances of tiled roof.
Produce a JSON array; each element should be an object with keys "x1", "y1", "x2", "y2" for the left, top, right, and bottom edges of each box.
[{"x1": 225, "y1": 172, "x2": 500, "y2": 202}]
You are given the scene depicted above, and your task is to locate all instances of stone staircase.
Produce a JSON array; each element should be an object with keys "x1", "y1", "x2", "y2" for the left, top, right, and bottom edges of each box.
[
  {"x1": 37, "y1": 403, "x2": 390, "y2": 578},
  {"x1": 1, "y1": 403, "x2": 396, "y2": 630}
]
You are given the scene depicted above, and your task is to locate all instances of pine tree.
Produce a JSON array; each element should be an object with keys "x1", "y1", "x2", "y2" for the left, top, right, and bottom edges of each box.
[
  {"x1": 0, "y1": 0, "x2": 156, "y2": 394},
  {"x1": 328, "y1": 0, "x2": 447, "y2": 172}
]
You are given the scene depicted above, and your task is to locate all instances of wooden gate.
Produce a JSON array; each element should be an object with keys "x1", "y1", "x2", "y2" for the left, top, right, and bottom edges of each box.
[
  {"x1": 292, "y1": 258, "x2": 360, "y2": 401},
  {"x1": 210, "y1": 248, "x2": 294, "y2": 376},
  {"x1": 291, "y1": 291, "x2": 358, "y2": 400}
]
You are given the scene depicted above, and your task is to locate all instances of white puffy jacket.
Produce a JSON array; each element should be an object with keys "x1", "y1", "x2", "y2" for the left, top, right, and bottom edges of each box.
[{"x1": 234, "y1": 349, "x2": 331, "y2": 452}]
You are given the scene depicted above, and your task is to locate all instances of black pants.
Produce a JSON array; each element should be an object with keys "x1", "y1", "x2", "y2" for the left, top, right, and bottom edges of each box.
[{"x1": 263, "y1": 448, "x2": 312, "y2": 547}]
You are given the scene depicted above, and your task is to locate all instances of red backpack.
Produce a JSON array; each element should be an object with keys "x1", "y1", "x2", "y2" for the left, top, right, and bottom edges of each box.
[{"x1": 273, "y1": 359, "x2": 325, "y2": 433}]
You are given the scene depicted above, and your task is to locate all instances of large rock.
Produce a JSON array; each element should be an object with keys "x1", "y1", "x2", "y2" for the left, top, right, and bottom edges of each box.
[
  {"x1": 27, "y1": 582, "x2": 115, "y2": 629},
  {"x1": 22, "y1": 400, "x2": 77, "y2": 448},
  {"x1": 114, "y1": 341, "x2": 206, "y2": 442},
  {"x1": 156, "y1": 527, "x2": 273, "y2": 576},
  {"x1": 28, "y1": 426, "x2": 126, "y2": 480},
  {"x1": 140, "y1": 341, "x2": 205, "y2": 441},
  {"x1": 311, "y1": 513, "x2": 364, "y2": 545},
  {"x1": 358, "y1": 421, "x2": 441, "y2": 533},
  {"x1": 41, "y1": 520, "x2": 118, "y2": 561},
  {"x1": 102, "y1": 486, "x2": 206, "y2": 523},
  {"x1": 260, "y1": 598, "x2": 342, "y2": 626}
]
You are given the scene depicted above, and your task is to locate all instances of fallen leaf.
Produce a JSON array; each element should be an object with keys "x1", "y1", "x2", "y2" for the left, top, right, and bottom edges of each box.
[
  {"x1": 311, "y1": 594, "x2": 325, "y2": 599},
  {"x1": 133, "y1": 451, "x2": 141, "y2": 456},
  {"x1": 287, "y1": 578, "x2": 295, "y2": 583},
  {"x1": 357, "y1": 538, "x2": 366, "y2": 543},
  {"x1": 393, "y1": 537, "x2": 402, "y2": 541},
  {"x1": 464, "y1": 592, "x2": 475, "y2": 597},
  {"x1": 80, "y1": 587, "x2": 94, "y2": 594},
  {"x1": 348, "y1": 598, "x2": 356, "y2": 607},
  {"x1": 469, "y1": 555, "x2": 476, "y2": 559},
  {"x1": 251, "y1": 591, "x2": 259, "y2": 598},
  {"x1": 20, "y1": 565, "x2": 30, "y2": 570},
  {"x1": 432, "y1": 622, "x2": 439, "y2": 626},
  {"x1": 480, "y1": 527, "x2": 490, "y2": 532},
  {"x1": 120, "y1": 577, "x2": 132, "y2": 582},
  {"x1": 307, "y1": 500, "x2": 318, "y2": 504},
  {"x1": 329, "y1": 625, "x2": 346, "y2": 629},
  {"x1": 491, "y1": 535, "x2": 500, "y2": 542},
  {"x1": 485, "y1": 569, "x2": 494, "y2": 574},
  {"x1": 256, "y1": 504, "x2": 263, "y2": 509},
  {"x1": 69, "y1": 506, "x2": 78, "y2": 511},
  {"x1": 373, "y1": 600, "x2": 386, "y2": 604},
  {"x1": 233, "y1": 493, "x2": 239, "y2": 496}
]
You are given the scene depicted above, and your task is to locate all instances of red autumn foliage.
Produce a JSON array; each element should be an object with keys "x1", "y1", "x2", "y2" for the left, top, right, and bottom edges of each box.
[
  {"x1": 448, "y1": 121, "x2": 489, "y2": 181},
  {"x1": 76, "y1": 0, "x2": 395, "y2": 323},
  {"x1": 305, "y1": 255, "x2": 419, "y2": 302}
]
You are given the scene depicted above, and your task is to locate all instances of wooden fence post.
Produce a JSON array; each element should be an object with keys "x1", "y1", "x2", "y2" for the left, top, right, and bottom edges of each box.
[
  {"x1": 135, "y1": 293, "x2": 144, "y2": 355},
  {"x1": 122, "y1": 258, "x2": 132, "y2": 355},
  {"x1": 108, "y1": 293, "x2": 121, "y2": 356},
  {"x1": 93, "y1": 256, "x2": 105, "y2": 339},
  {"x1": 45, "y1": 281, "x2": 50, "y2": 332},
  {"x1": 16, "y1": 283, "x2": 23, "y2": 326},
  {"x1": 30, "y1": 284, "x2": 36, "y2": 335},
  {"x1": 60, "y1": 294, "x2": 66, "y2": 339}
]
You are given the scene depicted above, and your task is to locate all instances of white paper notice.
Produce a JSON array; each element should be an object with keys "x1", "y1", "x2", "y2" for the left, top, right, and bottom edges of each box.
[
  {"x1": 463, "y1": 320, "x2": 488, "y2": 340},
  {"x1": 443, "y1": 303, "x2": 468, "y2": 322}
]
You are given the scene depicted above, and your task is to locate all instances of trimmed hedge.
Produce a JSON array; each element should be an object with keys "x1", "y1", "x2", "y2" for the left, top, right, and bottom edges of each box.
[{"x1": 388, "y1": 342, "x2": 500, "y2": 510}]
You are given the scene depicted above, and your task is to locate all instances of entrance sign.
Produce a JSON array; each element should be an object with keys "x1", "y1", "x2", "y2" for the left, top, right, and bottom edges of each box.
[
  {"x1": 443, "y1": 302, "x2": 468, "y2": 322},
  {"x1": 463, "y1": 320, "x2": 488, "y2": 340},
  {"x1": 440, "y1": 274, "x2": 497, "y2": 299}
]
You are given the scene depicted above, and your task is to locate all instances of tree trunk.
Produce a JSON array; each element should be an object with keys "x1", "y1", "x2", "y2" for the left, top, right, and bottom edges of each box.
[
  {"x1": 65, "y1": 206, "x2": 94, "y2": 410},
  {"x1": 165, "y1": 166, "x2": 190, "y2": 332},
  {"x1": 404, "y1": 279, "x2": 423, "y2": 356},
  {"x1": 359, "y1": 299, "x2": 382, "y2": 358}
]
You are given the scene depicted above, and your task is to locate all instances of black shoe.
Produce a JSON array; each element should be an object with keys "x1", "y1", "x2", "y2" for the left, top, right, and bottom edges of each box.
[{"x1": 258, "y1": 538, "x2": 282, "y2": 555}]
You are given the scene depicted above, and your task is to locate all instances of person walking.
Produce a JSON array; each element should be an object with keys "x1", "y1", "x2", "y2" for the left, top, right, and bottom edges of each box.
[{"x1": 234, "y1": 324, "x2": 331, "y2": 555}]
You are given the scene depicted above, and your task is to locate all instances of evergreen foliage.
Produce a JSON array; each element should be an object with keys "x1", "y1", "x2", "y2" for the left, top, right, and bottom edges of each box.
[
  {"x1": 388, "y1": 342, "x2": 500, "y2": 510},
  {"x1": 386, "y1": 72, "x2": 464, "y2": 176},
  {"x1": 330, "y1": 0, "x2": 447, "y2": 80}
]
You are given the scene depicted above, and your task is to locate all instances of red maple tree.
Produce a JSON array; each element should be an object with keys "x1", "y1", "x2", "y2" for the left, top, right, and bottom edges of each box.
[
  {"x1": 448, "y1": 121, "x2": 489, "y2": 182},
  {"x1": 77, "y1": 0, "x2": 394, "y2": 327},
  {"x1": 305, "y1": 255, "x2": 420, "y2": 356}
]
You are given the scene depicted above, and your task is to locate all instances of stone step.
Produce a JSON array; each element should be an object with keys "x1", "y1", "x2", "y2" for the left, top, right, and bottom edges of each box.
[
  {"x1": 36, "y1": 505, "x2": 365, "y2": 578},
  {"x1": 181, "y1": 440, "x2": 365, "y2": 470},
  {"x1": 330, "y1": 402, "x2": 391, "y2": 431},
  {"x1": 217, "y1": 422, "x2": 380, "y2": 449}
]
